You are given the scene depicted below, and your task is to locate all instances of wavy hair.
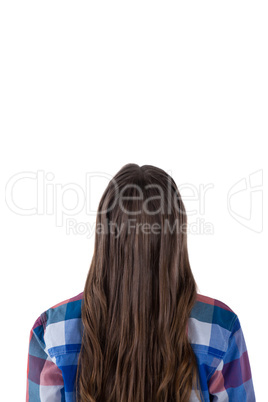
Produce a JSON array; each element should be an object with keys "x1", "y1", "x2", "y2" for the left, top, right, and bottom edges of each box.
[{"x1": 75, "y1": 163, "x2": 203, "y2": 402}]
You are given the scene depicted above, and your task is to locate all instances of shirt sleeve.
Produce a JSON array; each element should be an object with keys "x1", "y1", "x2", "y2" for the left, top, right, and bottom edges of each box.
[
  {"x1": 26, "y1": 314, "x2": 65, "y2": 401},
  {"x1": 208, "y1": 315, "x2": 256, "y2": 401}
]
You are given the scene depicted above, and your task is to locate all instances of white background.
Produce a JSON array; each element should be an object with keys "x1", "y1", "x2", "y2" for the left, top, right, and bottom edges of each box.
[{"x1": 0, "y1": 1, "x2": 267, "y2": 400}]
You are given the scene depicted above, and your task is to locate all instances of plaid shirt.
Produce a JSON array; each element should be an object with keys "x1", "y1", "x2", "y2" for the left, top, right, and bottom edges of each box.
[{"x1": 26, "y1": 292, "x2": 256, "y2": 401}]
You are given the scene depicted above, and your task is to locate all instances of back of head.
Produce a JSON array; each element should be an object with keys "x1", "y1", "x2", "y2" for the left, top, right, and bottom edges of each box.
[{"x1": 76, "y1": 163, "x2": 202, "y2": 402}]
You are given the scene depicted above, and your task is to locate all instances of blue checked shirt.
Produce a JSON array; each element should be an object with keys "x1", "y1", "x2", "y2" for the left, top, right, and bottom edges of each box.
[{"x1": 26, "y1": 292, "x2": 256, "y2": 401}]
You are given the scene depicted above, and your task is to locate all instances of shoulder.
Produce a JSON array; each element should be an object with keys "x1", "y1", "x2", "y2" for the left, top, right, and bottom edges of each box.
[
  {"x1": 40, "y1": 291, "x2": 84, "y2": 327},
  {"x1": 191, "y1": 293, "x2": 238, "y2": 328},
  {"x1": 188, "y1": 293, "x2": 238, "y2": 358},
  {"x1": 32, "y1": 291, "x2": 84, "y2": 359}
]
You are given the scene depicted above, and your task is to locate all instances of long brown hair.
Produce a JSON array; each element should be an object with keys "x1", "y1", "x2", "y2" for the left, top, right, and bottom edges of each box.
[{"x1": 75, "y1": 163, "x2": 203, "y2": 402}]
